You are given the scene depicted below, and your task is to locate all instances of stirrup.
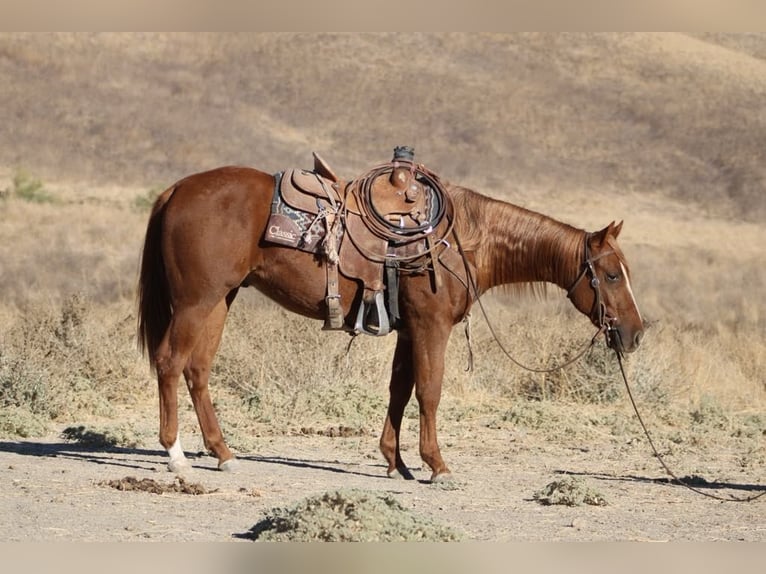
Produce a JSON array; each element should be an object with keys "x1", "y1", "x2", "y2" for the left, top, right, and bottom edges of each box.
[{"x1": 354, "y1": 290, "x2": 391, "y2": 336}]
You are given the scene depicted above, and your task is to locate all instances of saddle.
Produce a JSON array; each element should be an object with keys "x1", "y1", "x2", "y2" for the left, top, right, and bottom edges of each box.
[{"x1": 265, "y1": 148, "x2": 453, "y2": 336}]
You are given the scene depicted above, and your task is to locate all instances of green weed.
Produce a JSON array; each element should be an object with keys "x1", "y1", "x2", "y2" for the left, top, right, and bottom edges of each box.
[
  {"x1": 131, "y1": 186, "x2": 163, "y2": 212},
  {"x1": 6, "y1": 170, "x2": 55, "y2": 203}
]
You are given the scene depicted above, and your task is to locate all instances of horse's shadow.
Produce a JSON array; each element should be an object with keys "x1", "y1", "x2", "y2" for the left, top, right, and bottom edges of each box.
[
  {"x1": 16, "y1": 439, "x2": 759, "y2": 493},
  {"x1": 238, "y1": 454, "x2": 390, "y2": 480},
  {"x1": 0, "y1": 440, "x2": 169, "y2": 471},
  {"x1": 0, "y1": 440, "x2": 392, "y2": 479}
]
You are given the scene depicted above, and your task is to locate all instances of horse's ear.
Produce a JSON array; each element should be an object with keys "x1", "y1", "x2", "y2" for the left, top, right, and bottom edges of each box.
[
  {"x1": 595, "y1": 220, "x2": 623, "y2": 245},
  {"x1": 592, "y1": 222, "x2": 613, "y2": 246}
]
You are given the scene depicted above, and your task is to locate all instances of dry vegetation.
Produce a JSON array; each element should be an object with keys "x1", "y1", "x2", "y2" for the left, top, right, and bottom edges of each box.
[{"x1": 1, "y1": 34, "x2": 764, "y2": 476}]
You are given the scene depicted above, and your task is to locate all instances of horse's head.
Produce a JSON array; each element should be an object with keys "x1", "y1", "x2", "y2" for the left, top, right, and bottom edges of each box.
[{"x1": 567, "y1": 221, "x2": 644, "y2": 353}]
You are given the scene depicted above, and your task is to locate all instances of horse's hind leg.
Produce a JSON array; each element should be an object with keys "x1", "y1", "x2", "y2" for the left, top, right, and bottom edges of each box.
[
  {"x1": 183, "y1": 291, "x2": 238, "y2": 471},
  {"x1": 380, "y1": 331, "x2": 416, "y2": 479},
  {"x1": 155, "y1": 304, "x2": 214, "y2": 473}
]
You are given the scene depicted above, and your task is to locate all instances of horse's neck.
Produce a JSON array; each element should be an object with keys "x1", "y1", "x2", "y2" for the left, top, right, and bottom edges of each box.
[{"x1": 475, "y1": 200, "x2": 583, "y2": 293}]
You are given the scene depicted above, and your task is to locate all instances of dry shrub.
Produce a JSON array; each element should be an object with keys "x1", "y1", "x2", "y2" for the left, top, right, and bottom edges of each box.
[
  {"x1": 3, "y1": 170, "x2": 55, "y2": 204},
  {"x1": 243, "y1": 489, "x2": 462, "y2": 541},
  {"x1": 0, "y1": 294, "x2": 152, "y2": 438},
  {"x1": 0, "y1": 406, "x2": 49, "y2": 438},
  {"x1": 442, "y1": 295, "x2": 625, "y2": 404},
  {"x1": 533, "y1": 475, "x2": 608, "y2": 506},
  {"x1": 61, "y1": 423, "x2": 149, "y2": 449}
]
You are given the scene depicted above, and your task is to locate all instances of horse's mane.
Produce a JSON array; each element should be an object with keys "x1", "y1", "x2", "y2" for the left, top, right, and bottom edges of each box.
[
  {"x1": 446, "y1": 184, "x2": 585, "y2": 297},
  {"x1": 447, "y1": 184, "x2": 507, "y2": 253}
]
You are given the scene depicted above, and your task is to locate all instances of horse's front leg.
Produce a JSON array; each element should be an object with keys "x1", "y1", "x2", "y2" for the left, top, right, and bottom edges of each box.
[
  {"x1": 380, "y1": 330, "x2": 416, "y2": 479},
  {"x1": 411, "y1": 322, "x2": 452, "y2": 482}
]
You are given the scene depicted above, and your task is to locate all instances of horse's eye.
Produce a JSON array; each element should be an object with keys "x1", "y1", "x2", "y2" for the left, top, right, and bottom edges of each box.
[{"x1": 606, "y1": 271, "x2": 620, "y2": 282}]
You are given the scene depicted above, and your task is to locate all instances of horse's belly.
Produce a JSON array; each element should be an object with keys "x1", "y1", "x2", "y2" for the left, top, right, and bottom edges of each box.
[{"x1": 245, "y1": 247, "x2": 339, "y2": 320}]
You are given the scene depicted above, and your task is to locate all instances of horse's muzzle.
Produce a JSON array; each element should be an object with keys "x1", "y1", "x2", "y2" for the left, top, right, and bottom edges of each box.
[{"x1": 606, "y1": 326, "x2": 643, "y2": 353}]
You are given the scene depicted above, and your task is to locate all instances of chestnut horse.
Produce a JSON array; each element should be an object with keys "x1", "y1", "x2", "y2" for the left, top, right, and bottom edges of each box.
[{"x1": 137, "y1": 166, "x2": 643, "y2": 481}]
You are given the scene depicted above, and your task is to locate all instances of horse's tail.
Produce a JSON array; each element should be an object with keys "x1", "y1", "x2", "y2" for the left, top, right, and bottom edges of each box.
[{"x1": 136, "y1": 185, "x2": 177, "y2": 370}]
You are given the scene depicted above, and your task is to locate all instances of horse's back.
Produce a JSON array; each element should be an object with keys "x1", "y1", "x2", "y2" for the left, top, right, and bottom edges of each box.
[{"x1": 171, "y1": 165, "x2": 272, "y2": 203}]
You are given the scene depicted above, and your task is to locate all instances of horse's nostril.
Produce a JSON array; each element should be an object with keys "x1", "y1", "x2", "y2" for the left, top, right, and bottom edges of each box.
[{"x1": 634, "y1": 331, "x2": 644, "y2": 348}]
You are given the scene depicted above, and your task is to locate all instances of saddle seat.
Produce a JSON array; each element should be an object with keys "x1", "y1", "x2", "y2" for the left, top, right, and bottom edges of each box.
[{"x1": 279, "y1": 165, "x2": 340, "y2": 215}]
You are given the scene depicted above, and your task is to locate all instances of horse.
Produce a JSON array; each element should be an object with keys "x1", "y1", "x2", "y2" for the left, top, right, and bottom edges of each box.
[{"x1": 137, "y1": 163, "x2": 644, "y2": 482}]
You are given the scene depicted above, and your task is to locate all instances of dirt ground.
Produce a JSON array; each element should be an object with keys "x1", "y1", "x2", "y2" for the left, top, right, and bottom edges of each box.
[{"x1": 1, "y1": 421, "x2": 763, "y2": 542}]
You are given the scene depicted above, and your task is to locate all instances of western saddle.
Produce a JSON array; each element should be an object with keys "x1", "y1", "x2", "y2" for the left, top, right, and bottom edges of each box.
[{"x1": 265, "y1": 146, "x2": 454, "y2": 336}]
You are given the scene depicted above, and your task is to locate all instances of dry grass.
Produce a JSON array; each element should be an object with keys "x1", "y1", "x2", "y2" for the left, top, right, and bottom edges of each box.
[
  {"x1": 0, "y1": 175, "x2": 146, "y2": 306},
  {"x1": 0, "y1": 291, "x2": 153, "y2": 437},
  {"x1": 0, "y1": 34, "x2": 764, "y2": 465}
]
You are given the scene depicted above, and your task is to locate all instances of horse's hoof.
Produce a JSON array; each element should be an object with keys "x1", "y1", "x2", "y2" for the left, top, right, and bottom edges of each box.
[
  {"x1": 430, "y1": 471, "x2": 453, "y2": 483},
  {"x1": 387, "y1": 466, "x2": 415, "y2": 480},
  {"x1": 168, "y1": 458, "x2": 192, "y2": 474},
  {"x1": 219, "y1": 458, "x2": 239, "y2": 473}
]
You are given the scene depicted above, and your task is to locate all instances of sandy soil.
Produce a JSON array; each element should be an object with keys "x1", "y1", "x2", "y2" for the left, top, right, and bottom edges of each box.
[{"x1": 1, "y1": 423, "x2": 763, "y2": 542}]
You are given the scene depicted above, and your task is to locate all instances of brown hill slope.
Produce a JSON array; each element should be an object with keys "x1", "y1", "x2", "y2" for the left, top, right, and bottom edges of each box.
[{"x1": 1, "y1": 32, "x2": 764, "y2": 221}]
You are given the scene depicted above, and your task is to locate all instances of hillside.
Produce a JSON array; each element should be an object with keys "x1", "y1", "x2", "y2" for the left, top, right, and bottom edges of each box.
[{"x1": 1, "y1": 32, "x2": 765, "y2": 221}]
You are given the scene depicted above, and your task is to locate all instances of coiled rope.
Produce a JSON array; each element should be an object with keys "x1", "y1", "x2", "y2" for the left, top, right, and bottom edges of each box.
[{"x1": 345, "y1": 160, "x2": 455, "y2": 266}]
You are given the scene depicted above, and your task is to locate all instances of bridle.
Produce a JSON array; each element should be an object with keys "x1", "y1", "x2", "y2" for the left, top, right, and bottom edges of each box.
[{"x1": 566, "y1": 232, "x2": 621, "y2": 352}]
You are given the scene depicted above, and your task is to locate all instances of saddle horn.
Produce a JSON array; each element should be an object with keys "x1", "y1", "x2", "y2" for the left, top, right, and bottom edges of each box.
[{"x1": 389, "y1": 146, "x2": 420, "y2": 200}]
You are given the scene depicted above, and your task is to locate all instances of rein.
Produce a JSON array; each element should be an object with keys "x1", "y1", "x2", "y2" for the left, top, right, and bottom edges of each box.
[
  {"x1": 471, "y1": 280, "x2": 606, "y2": 373},
  {"x1": 452, "y1": 228, "x2": 766, "y2": 502}
]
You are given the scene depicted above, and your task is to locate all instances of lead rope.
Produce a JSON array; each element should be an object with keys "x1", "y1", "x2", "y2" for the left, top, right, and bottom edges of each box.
[
  {"x1": 453, "y1": 228, "x2": 765, "y2": 502},
  {"x1": 614, "y1": 348, "x2": 766, "y2": 502}
]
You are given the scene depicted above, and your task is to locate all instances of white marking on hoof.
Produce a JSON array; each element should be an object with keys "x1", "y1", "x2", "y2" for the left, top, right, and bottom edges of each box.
[
  {"x1": 218, "y1": 458, "x2": 239, "y2": 473},
  {"x1": 168, "y1": 457, "x2": 192, "y2": 474},
  {"x1": 167, "y1": 437, "x2": 191, "y2": 473}
]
